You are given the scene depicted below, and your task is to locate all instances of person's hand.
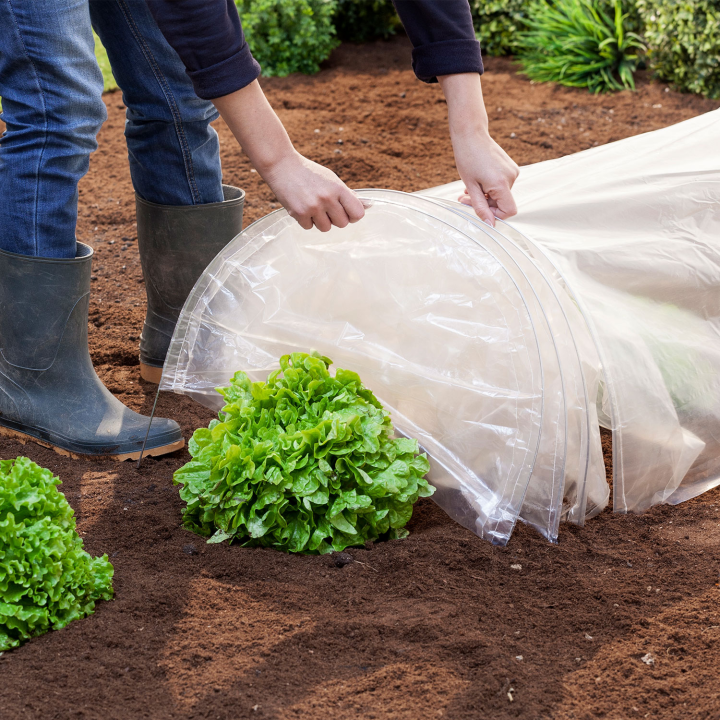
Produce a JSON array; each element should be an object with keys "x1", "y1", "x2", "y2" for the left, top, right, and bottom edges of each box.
[
  {"x1": 262, "y1": 151, "x2": 365, "y2": 231},
  {"x1": 213, "y1": 81, "x2": 364, "y2": 231},
  {"x1": 453, "y1": 131, "x2": 519, "y2": 226},
  {"x1": 438, "y1": 73, "x2": 519, "y2": 226}
]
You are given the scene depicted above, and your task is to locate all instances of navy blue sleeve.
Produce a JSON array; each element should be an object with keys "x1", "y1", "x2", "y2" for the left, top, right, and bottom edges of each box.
[
  {"x1": 392, "y1": 0, "x2": 483, "y2": 83},
  {"x1": 146, "y1": 0, "x2": 481, "y2": 99},
  {"x1": 145, "y1": 0, "x2": 260, "y2": 99}
]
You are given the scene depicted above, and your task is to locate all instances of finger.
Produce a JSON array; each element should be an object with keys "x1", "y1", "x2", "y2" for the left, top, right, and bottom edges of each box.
[
  {"x1": 488, "y1": 185, "x2": 518, "y2": 220},
  {"x1": 460, "y1": 190, "x2": 498, "y2": 209},
  {"x1": 339, "y1": 188, "x2": 365, "y2": 223},
  {"x1": 466, "y1": 183, "x2": 495, "y2": 226},
  {"x1": 312, "y1": 212, "x2": 332, "y2": 233},
  {"x1": 326, "y1": 199, "x2": 350, "y2": 229},
  {"x1": 290, "y1": 210, "x2": 313, "y2": 230}
]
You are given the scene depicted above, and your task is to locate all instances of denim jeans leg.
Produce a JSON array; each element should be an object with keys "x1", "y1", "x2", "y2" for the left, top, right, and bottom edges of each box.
[
  {"x1": 89, "y1": 0, "x2": 224, "y2": 206},
  {"x1": 0, "y1": 0, "x2": 106, "y2": 258}
]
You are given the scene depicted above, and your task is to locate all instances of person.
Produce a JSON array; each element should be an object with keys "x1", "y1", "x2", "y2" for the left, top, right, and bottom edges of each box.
[{"x1": 0, "y1": 0, "x2": 519, "y2": 460}]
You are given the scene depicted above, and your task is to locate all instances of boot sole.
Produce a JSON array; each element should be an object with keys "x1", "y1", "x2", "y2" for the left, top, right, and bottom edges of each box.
[
  {"x1": 140, "y1": 362, "x2": 163, "y2": 384},
  {"x1": 0, "y1": 424, "x2": 184, "y2": 461}
]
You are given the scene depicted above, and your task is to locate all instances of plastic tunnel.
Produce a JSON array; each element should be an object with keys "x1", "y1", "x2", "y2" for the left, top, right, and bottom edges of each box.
[{"x1": 160, "y1": 109, "x2": 720, "y2": 546}]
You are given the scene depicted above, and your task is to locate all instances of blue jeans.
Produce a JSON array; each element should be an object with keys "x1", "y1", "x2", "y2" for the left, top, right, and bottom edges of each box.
[{"x1": 0, "y1": 0, "x2": 224, "y2": 258}]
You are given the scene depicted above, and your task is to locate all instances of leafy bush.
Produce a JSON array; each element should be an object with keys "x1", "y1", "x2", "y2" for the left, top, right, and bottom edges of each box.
[
  {"x1": 174, "y1": 352, "x2": 434, "y2": 554},
  {"x1": 470, "y1": 0, "x2": 641, "y2": 58},
  {"x1": 470, "y1": 0, "x2": 528, "y2": 56},
  {"x1": 637, "y1": 0, "x2": 720, "y2": 99},
  {"x1": 0, "y1": 457, "x2": 114, "y2": 652},
  {"x1": 236, "y1": 0, "x2": 339, "y2": 76},
  {"x1": 519, "y1": 0, "x2": 644, "y2": 92},
  {"x1": 332, "y1": 0, "x2": 400, "y2": 43}
]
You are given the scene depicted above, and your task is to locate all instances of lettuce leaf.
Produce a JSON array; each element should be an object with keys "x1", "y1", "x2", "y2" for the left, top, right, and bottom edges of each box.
[
  {"x1": 0, "y1": 457, "x2": 114, "y2": 652},
  {"x1": 174, "y1": 352, "x2": 434, "y2": 554}
]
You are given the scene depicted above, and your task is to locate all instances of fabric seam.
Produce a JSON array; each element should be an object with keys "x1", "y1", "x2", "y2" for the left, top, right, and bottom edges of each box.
[
  {"x1": 6, "y1": 0, "x2": 50, "y2": 255},
  {"x1": 114, "y1": 0, "x2": 201, "y2": 203}
]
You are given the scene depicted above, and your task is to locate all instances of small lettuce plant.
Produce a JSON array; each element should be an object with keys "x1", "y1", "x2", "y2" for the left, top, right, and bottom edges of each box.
[
  {"x1": 0, "y1": 457, "x2": 114, "y2": 652},
  {"x1": 174, "y1": 352, "x2": 434, "y2": 554}
]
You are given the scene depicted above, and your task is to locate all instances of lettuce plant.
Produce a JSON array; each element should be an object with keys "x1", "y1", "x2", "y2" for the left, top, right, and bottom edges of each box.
[
  {"x1": 0, "y1": 457, "x2": 114, "y2": 652},
  {"x1": 174, "y1": 352, "x2": 434, "y2": 554}
]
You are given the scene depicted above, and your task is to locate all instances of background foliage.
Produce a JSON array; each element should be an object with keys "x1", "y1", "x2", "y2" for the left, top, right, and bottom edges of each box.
[
  {"x1": 637, "y1": 0, "x2": 720, "y2": 99},
  {"x1": 57, "y1": 1, "x2": 720, "y2": 101},
  {"x1": 236, "y1": 0, "x2": 339, "y2": 77},
  {"x1": 519, "y1": 0, "x2": 644, "y2": 93},
  {"x1": 332, "y1": 0, "x2": 400, "y2": 43},
  {"x1": 470, "y1": 0, "x2": 641, "y2": 58},
  {"x1": 94, "y1": 32, "x2": 117, "y2": 93},
  {"x1": 0, "y1": 457, "x2": 113, "y2": 652},
  {"x1": 470, "y1": 0, "x2": 528, "y2": 57}
]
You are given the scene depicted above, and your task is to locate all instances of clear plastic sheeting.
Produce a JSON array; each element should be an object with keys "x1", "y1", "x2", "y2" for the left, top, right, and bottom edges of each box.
[
  {"x1": 429, "y1": 199, "x2": 608, "y2": 528},
  {"x1": 160, "y1": 187, "x2": 611, "y2": 545},
  {"x1": 162, "y1": 193, "x2": 551, "y2": 545},
  {"x1": 161, "y1": 109, "x2": 720, "y2": 545},
  {"x1": 423, "y1": 108, "x2": 720, "y2": 515}
]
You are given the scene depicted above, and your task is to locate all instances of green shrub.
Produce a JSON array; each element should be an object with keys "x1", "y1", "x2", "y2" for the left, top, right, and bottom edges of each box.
[
  {"x1": 470, "y1": 0, "x2": 528, "y2": 56},
  {"x1": 333, "y1": 0, "x2": 400, "y2": 42},
  {"x1": 637, "y1": 0, "x2": 720, "y2": 99},
  {"x1": 519, "y1": 0, "x2": 644, "y2": 92},
  {"x1": 0, "y1": 457, "x2": 114, "y2": 652},
  {"x1": 174, "y1": 352, "x2": 434, "y2": 554},
  {"x1": 469, "y1": 0, "x2": 641, "y2": 58},
  {"x1": 236, "y1": 0, "x2": 339, "y2": 76}
]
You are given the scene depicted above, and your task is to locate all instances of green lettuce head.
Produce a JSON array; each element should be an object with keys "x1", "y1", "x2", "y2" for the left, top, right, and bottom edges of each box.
[
  {"x1": 175, "y1": 352, "x2": 434, "y2": 554},
  {"x1": 0, "y1": 457, "x2": 114, "y2": 652}
]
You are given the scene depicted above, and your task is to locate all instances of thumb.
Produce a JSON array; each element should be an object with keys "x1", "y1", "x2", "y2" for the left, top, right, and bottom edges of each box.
[{"x1": 465, "y1": 182, "x2": 495, "y2": 226}]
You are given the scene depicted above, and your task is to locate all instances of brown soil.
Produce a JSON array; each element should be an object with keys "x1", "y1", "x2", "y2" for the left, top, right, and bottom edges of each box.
[{"x1": 1, "y1": 38, "x2": 719, "y2": 720}]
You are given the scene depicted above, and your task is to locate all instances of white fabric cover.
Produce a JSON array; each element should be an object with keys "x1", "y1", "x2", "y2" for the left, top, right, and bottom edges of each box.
[{"x1": 423, "y1": 108, "x2": 720, "y2": 513}]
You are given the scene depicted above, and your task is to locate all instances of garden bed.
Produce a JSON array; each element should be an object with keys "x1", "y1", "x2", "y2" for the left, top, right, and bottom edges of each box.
[{"x1": 1, "y1": 37, "x2": 719, "y2": 720}]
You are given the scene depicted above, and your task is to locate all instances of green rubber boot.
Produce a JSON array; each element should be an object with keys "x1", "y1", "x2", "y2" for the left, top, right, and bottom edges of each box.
[
  {"x1": 137, "y1": 185, "x2": 245, "y2": 383},
  {"x1": 0, "y1": 243, "x2": 184, "y2": 460}
]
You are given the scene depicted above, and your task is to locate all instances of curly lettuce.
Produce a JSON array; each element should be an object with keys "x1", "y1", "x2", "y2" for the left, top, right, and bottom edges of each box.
[
  {"x1": 175, "y1": 352, "x2": 434, "y2": 554},
  {"x1": 0, "y1": 457, "x2": 114, "y2": 652}
]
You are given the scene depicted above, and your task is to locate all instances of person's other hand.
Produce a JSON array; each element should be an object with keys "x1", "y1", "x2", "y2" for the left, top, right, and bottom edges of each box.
[
  {"x1": 263, "y1": 152, "x2": 365, "y2": 231},
  {"x1": 454, "y1": 132, "x2": 519, "y2": 226},
  {"x1": 438, "y1": 73, "x2": 520, "y2": 226}
]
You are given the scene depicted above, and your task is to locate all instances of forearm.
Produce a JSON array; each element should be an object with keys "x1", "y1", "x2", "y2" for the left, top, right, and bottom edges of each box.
[
  {"x1": 438, "y1": 73, "x2": 489, "y2": 137},
  {"x1": 438, "y1": 73, "x2": 519, "y2": 224},
  {"x1": 213, "y1": 80, "x2": 297, "y2": 175},
  {"x1": 212, "y1": 81, "x2": 364, "y2": 231}
]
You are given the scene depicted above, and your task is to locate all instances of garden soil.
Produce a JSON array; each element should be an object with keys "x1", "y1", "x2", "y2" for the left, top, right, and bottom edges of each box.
[{"x1": 2, "y1": 38, "x2": 720, "y2": 720}]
